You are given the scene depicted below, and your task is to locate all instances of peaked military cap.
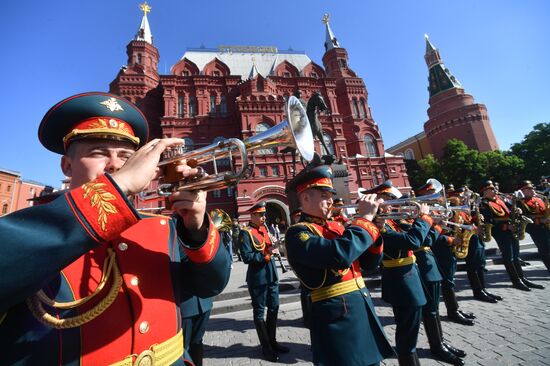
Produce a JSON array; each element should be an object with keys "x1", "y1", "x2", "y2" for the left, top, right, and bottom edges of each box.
[
  {"x1": 518, "y1": 180, "x2": 535, "y2": 190},
  {"x1": 333, "y1": 197, "x2": 345, "y2": 207},
  {"x1": 479, "y1": 180, "x2": 496, "y2": 193},
  {"x1": 248, "y1": 201, "x2": 267, "y2": 214},
  {"x1": 362, "y1": 180, "x2": 402, "y2": 199},
  {"x1": 447, "y1": 187, "x2": 464, "y2": 198},
  {"x1": 290, "y1": 207, "x2": 302, "y2": 216},
  {"x1": 286, "y1": 164, "x2": 336, "y2": 195},
  {"x1": 38, "y1": 92, "x2": 149, "y2": 154},
  {"x1": 415, "y1": 181, "x2": 437, "y2": 196}
]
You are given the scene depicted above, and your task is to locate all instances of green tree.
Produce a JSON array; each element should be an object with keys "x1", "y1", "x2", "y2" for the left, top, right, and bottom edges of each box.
[
  {"x1": 412, "y1": 154, "x2": 443, "y2": 189},
  {"x1": 477, "y1": 150, "x2": 524, "y2": 192},
  {"x1": 439, "y1": 139, "x2": 483, "y2": 188},
  {"x1": 510, "y1": 123, "x2": 550, "y2": 182}
]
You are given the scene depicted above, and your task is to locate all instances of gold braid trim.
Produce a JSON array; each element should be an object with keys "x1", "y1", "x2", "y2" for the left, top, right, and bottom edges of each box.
[{"x1": 26, "y1": 249, "x2": 122, "y2": 329}]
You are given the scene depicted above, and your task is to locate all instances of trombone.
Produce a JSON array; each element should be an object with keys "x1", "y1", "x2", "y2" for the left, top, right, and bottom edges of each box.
[{"x1": 139, "y1": 96, "x2": 314, "y2": 200}]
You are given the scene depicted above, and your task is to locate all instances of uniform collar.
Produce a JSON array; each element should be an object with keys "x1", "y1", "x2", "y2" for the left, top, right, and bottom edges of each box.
[{"x1": 301, "y1": 213, "x2": 327, "y2": 226}]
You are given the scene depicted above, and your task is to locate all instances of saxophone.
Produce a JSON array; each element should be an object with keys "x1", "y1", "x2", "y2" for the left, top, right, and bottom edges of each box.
[
  {"x1": 474, "y1": 196, "x2": 492, "y2": 242},
  {"x1": 510, "y1": 192, "x2": 533, "y2": 241},
  {"x1": 450, "y1": 213, "x2": 474, "y2": 259}
]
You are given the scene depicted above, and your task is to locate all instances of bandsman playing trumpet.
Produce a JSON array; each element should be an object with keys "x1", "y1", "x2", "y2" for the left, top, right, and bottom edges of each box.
[
  {"x1": 453, "y1": 188, "x2": 503, "y2": 303},
  {"x1": 516, "y1": 180, "x2": 550, "y2": 273},
  {"x1": 366, "y1": 181, "x2": 432, "y2": 366},
  {"x1": 432, "y1": 187, "x2": 476, "y2": 326},
  {"x1": 479, "y1": 180, "x2": 544, "y2": 290},
  {"x1": 0, "y1": 92, "x2": 232, "y2": 365},
  {"x1": 284, "y1": 161, "x2": 394, "y2": 365},
  {"x1": 413, "y1": 181, "x2": 466, "y2": 366},
  {"x1": 330, "y1": 197, "x2": 351, "y2": 226}
]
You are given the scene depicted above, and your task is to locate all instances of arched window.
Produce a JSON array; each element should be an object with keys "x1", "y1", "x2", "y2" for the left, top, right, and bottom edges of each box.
[
  {"x1": 371, "y1": 171, "x2": 379, "y2": 186},
  {"x1": 352, "y1": 99, "x2": 360, "y2": 118},
  {"x1": 1, "y1": 203, "x2": 7, "y2": 215},
  {"x1": 220, "y1": 95, "x2": 227, "y2": 116},
  {"x1": 360, "y1": 99, "x2": 367, "y2": 118},
  {"x1": 182, "y1": 137, "x2": 194, "y2": 153},
  {"x1": 213, "y1": 136, "x2": 231, "y2": 166},
  {"x1": 404, "y1": 149, "x2": 415, "y2": 160},
  {"x1": 177, "y1": 95, "x2": 185, "y2": 118},
  {"x1": 189, "y1": 96, "x2": 197, "y2": 117},
  {"x1": 210, "y1": 94, "x2": 217, "y2": 114},
  {"x1": 322, "y1": 131, "x2": 335, "y2": 155},
  {"x1": 255, "y1": 123, "x2": 276, "y2": 154},
  {"x1": 364, "y1": 135, "x2": 377, "y2": 157}
]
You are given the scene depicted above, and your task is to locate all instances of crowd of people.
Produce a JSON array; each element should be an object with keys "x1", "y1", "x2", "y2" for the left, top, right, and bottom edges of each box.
[{"x1": 0, "y1": 91, "x2": 548, "y2": 366}]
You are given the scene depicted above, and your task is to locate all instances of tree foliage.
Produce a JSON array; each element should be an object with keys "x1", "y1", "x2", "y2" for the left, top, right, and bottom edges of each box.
[
  {"x1": 510, "y1": 123, "x2": 550, "y2": 182},
  {"x1": 412, "y1": 139, "x2": 525, "y2": 192}
]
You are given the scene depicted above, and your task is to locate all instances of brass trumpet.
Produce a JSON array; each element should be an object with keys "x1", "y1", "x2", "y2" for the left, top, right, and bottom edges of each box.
[
  {"x1": 342, "y1": 190, "x2": 447, "y2": 220},
  {"x1": 139, "y1": 96, "x2": 314, "y2": 200}
]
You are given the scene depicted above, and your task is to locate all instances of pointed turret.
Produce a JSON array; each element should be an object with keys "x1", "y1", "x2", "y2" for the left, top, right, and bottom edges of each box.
[
  {"x1": 322, "y1": 13, "x2": 340, "y2": 52},
  {"x1": 135, "y1": 1, "x2": 153, "y2": 44},
  {"x1": 424, "y1": 35, "x2": 461, "y2": 97}
]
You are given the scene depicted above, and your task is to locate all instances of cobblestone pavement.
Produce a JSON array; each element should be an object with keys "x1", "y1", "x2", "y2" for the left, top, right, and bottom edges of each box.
[{"x1": 203, "y1": 254, "x2": 550, "y2": 365}]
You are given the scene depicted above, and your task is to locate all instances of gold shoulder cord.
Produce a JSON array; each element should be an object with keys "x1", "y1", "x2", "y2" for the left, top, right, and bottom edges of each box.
[
  {"x1": 245, "y1": 229, "x2": 265, "y2": 252},
  {"x1": 287, "y1": 223, "x2": 327, "y2": 290},
  {"x1": 26, "y1": 248, "x2": 122, "y2": 329}
]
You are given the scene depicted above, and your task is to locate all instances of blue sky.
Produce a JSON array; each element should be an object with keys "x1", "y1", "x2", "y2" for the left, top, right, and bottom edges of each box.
[{"x1": 2, "y1": 0, "x2": 549, "y2": 187}]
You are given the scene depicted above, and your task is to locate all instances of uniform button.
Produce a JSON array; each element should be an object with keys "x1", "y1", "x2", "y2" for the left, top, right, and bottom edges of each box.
[
  {"x1": 139, "y1": 321, "x2": 149, "y2": 333},
  {"x1": 130, "y1": 277, "x2": 139, "y2": 286},
  {"x1": 118, "y1": 242, "x2": 128, "y2": 251},
  {"x1": 160, "y1": 219, "x2": 167, "y2": 225}
]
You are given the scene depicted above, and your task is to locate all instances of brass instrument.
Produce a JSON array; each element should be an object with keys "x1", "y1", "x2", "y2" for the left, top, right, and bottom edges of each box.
[
  {"x1": 510, "y1": 191, "x2": 533, "y2": 241},
  {"x1": 470, "y1": 193, "x2": 492, "y2": 242},
  {"x1": 445, "y1": 214, "x2": 474, "y2": 259},
  {"x1": 209, "y1": 208, "x2": 233, "y2": 232},
  {"x1": 265, "y1": 224, "x2": 288, "y2": 273},
  {"x1": 343, "y1": 184, "x2": 446, "y2": 220},
  {"x1": 139, "y1": 96, "x2": 314, "y2": 200}
]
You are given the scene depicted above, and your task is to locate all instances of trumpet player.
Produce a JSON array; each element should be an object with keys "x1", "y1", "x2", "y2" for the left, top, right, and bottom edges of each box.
[
  {"x1": 366, "y1": 182, "x2": 432, "y2": 366},
  {"x1": 454, "y1": 188, "x2": 504, "y2": 303},
  {"x1": 330, "y1": 197, "x2": 351, "y2": 225},
  {"x1": 414, "y1": 182, "x2": 466, "y2": 366},
  {"x1": 479, "y1": 180, "x2": 544, "y2": 290},
  {"x1": 0, "y1": 92, "x2": 232, "y2": 364},
  {"x1": 517, "y1": 180, "x2": 550, "y2": 273},
  {"x1": 432, "y1": 189, "x2": 476, "y2": 326},
  {"x1": 239, "y1": 201, "x2": 289, "y2": 362},
  {"x1": 284, "y1": 161, "x2": 394, "y2": 365}
]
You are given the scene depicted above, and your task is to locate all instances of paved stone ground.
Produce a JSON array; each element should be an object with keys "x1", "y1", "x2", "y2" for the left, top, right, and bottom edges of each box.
[{"x1": 203, "y1": 246, "x2": 550, "y2": 366}]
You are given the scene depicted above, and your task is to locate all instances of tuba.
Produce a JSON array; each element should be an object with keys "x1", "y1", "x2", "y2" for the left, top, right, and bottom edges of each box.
[{"x1": 139, "y1": 96, "x2": 314, "y2": 199}]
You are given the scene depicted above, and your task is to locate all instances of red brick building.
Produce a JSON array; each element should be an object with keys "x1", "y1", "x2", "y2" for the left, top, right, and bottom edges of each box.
[
  {"x1": 0, "y1": 168, "x2": 50, "y2": 216},
  {"x1": 388, "y1": 35, "x2": 499, "y2": 160},
  {"x1": 110, "y1": 8, "x2": 409, "y2": 223}
]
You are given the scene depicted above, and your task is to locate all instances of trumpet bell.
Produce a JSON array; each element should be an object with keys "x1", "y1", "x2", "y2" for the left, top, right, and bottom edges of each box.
[{"x1": 244, "y1": 96, "x2": 314, "y2": 162}]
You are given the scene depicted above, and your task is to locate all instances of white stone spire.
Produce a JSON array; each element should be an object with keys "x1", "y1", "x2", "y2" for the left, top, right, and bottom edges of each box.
[
  {"x1": 322, "y1": 13, "x2": 340, "y2": 52},
  {"x1": 135, "y1": 2, "x2": 153, "y2": 44}
]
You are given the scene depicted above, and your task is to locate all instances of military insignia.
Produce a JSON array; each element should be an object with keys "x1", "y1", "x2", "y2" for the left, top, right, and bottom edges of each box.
[
  {"x1": 299, "y1": 232, "x2": 311, "y2": 242},
  {"x1": 109, "y1": 119, "x2": 118, "y2": 128},
  {"x1": 100, "y1": 97, "x2": 124, "y2": 112},
  {"x1": 82, "y1": 182, "x2": 118, "y2": 231}
]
